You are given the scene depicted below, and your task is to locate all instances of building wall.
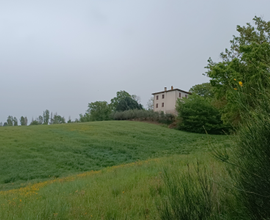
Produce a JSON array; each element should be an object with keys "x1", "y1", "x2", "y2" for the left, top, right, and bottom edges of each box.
[{"x1": 153, "y1": 89, "x2": 189, "y2": 115}]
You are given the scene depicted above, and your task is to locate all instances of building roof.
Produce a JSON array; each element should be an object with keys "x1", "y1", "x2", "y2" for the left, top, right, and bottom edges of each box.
[{"x1": 152, "y1": 88, "x2": 191, "y2": 95}]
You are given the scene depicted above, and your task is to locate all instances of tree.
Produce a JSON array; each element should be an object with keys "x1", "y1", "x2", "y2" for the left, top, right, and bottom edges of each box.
[
  {"x1": 6, "y1": 116, "x2": 14, "y2": 126},
  {"x1": 50, "y1": 113, "x2": 65, "y2": 124},
  {"x1": 20, "y1": 116, "x2": 28, "y2": 126},
  {"x1": 147, "y1": 97, "x2": 154, "y2": 110},
  {"x1": 13, "y1": 117, "x2": 18, "y2": 126},
  {"x1": 189, "y1": 83, "x2": 214, "y2": 98},
  {"x1": 30, "y1": 119, "x2": 39, "y2": 125},
  {"x1": 110, "y1": 91, "x2": 132, "y2": 111},
  {"x1": 79, "y1": 113, "x2": 91, "y2": 122},
  {"x1": 43, "y1": 110, "x2": 50, "y2": 125},
  {"x1": 115, "y1": 96, "x2": 143, "y2": 111},
  {"x1": 38, "y1": 115, "x2": 43, "y2": 125},
  {"x1": 205, "y1": 16, "x2": 270, "y2": 126},
  {"x1": 87, "y1": 101, "x2": 111, "y2": 121},
  {"x1": 176, "y1": 95, "x2": 226, "y2": 134}
]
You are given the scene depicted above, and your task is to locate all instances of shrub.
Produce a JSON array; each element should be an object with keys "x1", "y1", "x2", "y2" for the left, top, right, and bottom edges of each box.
[
  {"x1": 111, "y1": 109, "x2": 175, "y2": 124},
  {"x1": 176, "y1": 95, "x2": 227, "y2": 134}
]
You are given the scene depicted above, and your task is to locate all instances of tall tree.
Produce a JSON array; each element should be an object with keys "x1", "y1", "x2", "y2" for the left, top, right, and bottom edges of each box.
[
  {"x1": 20, "y1": 116, "x2": 28, "y2": 126},
  {"x1": 13, "y1": 117, "x2": 18, "y2": 126},
  {"x1": 6, "y1": 116, "x2": 13, "y2": 126},
  {"x1": 50, "y1": 113, "x2": 65, "y2": 124},
  {"x1": 87, "y1": 101, "x2": 111, "y2": 121},
  {"x1": 38, "y1": 115, "x2": 43, "y2": 125},
  {"x1": 189, "y1": 83, "x2": 214, "y2": 98},
  {"x1": 205, "y1": 16, "x2": 270, "y2": 126},
  {"x1": 147, "y1": 97, "x2": 154, "y2": 110},
  {"x1": 110, "y1": 91, "x2": 132, "y2": 111},
  {"x1": 43, "y1": 110, "x2": 50, "y2": 125},
  {"x1": 115, "y1": 96, "x2": 143, "y2": 112}
]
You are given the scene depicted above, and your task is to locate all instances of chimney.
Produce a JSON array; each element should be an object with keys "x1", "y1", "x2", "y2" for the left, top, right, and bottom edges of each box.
[
  {"x1": 164, "y1": 87, "x2": 167, "y2": 91},
  {"x1": 171, "y1": 86, "x2": 173, "y2": 90}
]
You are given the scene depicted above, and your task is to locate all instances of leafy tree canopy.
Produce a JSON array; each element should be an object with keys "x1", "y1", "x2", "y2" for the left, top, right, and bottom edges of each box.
[
  {"x1": 20, "y1": 116, "x2": 28, "y2": 126},
  {"x1": 87, "y1": 101, "x2": 111, "y2": 121},
  {"x1": 6, "y1": 116, "x2": 14, "y2": 126},
  {"x1": 205, "y1": 16, "x2": 270, "y2": 126},
  {"x1": 110, "y1": 91, "x2": 131, "y2": 111},
  {"x1": 189, "y1": 83, "x2": 214, "y2": 98},
  {"x1": 116, "y1": 96, "x2": 143, "y2": 112}
]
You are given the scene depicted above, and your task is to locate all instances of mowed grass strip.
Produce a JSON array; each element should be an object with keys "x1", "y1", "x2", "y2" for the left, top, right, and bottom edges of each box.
[
  {"x1": 0, "y1": 152, "x2": 228, "y2": 220},
  {"x1": 0, "y1": 121, "x2": 228, "y2": 190}
]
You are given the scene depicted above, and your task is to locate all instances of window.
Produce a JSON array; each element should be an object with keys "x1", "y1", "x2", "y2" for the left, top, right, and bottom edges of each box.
[
  {"x1": 156, "y1": 95, "x2": 159, "y2": 100},
  {"x1": 156, "y1": 103, "x2": 158, "y2": 108},
  {"x1": 162, "y1": 94, "x2": 164, "y2": 99},
  {"x1": 185, "y1": 95, "x2": 188, "y2": 98},
  {"x1": 162, "y1": 103, "x2": 164, "y2": 107},
  {"x1": 179, "y1": 93, "x2": 181, "y2": 98}
]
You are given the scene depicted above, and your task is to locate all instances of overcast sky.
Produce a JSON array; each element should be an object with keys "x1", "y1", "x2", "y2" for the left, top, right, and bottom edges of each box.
[{"x1": 1, "y1": 0, "x2": 270, "y2": 123}]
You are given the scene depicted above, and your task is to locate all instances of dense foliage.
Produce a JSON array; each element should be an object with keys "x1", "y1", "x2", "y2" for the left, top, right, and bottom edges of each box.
[
  {"x1": 112, "y1": 109, "x2": 175, "y2": 124},
  {"x1": 205, "y1": 16, "x2": 270, "y2": 126},
  {"x1": 189, "y1": 82, "x2": 214, "y2": 98},
  {"x1": 176, "y1": 94, "x2": 226, "y2": 134},
  {"x1": 115, "y1": 96, "x2": 143, "y2": 112},
  {"x1": 79, "y1": 90, "x2": 143, "y2": 122}
]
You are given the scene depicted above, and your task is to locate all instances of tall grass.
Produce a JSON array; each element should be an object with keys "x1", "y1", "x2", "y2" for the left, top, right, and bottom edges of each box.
[
  {"x1": 211, "y1": 81, "x2": 270, "y2": 219},
  {"x1": 157, "y1": 81, "x2": 270, "y2": 219},
  {"x1": 0, "y1": 154, "x2": 227, "y2": 220},
  {"x1": 158, "y1": 163, "x2": 218, "y2": 220},
  {"x1": 157, "y1": 159, "x2": 243, "y2": 220}
]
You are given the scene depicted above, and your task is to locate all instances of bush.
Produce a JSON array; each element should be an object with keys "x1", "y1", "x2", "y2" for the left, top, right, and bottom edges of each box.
[
  {"x1": 111, "y1": 109, "x2": 175, "y2": 125},
  {"x1": 176, "y1": 95, "x2": 227, "y2": 134}
]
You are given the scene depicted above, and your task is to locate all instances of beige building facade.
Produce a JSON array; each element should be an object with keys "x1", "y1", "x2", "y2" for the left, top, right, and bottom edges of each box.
[{"x1": 152, "y1": 86, "x2": 191, "y2": 115}]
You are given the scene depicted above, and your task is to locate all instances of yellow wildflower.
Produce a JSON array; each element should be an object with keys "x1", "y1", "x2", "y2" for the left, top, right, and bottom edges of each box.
[
  {"x1": 234, "y1": 88, "x2": 237, "y2": 90},
  {"x1": 234, "y1": 78, "x2": 236, "y2": 81},
  {"x1": 239, "y1": 81, "x2": 243, "y2": 87}
]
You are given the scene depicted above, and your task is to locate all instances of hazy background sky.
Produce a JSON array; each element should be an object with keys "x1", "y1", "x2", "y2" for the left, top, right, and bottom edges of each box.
[{"x1": 1, "y1": 0, "x2": 270, "y2": 123}]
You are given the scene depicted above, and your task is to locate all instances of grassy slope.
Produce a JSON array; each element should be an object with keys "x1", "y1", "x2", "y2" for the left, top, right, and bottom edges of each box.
[
  {"x1": 0, "y1": 121, "x2": 227, "y2": 190},
  {"x1": 0, "y1": 121, "x2": 232, "y2": 219},
  {"x1": 0, "y1": 154, "x2": 230, "y2": 220}
]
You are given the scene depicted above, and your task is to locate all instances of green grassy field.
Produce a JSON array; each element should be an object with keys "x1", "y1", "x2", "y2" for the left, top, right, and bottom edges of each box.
[
  {"x1": 0, "y1": 154, "x2": 231, "y2": 220},
  {"x1": 0, "y1": 121, "x2": 231, "y2": 219},
  {"x1": 0, "y1": 121, "x2": 227, "y2": 191}
]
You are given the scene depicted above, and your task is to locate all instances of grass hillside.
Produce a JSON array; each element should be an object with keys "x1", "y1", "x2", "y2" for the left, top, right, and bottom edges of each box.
[
  {"x1": 0, "y1": 121, "x2": 232, "y2": 219},
  {"x1": 0, "y1": 121, "x2": 227, "y2": 190},
  {"x1": 0, "y1": 153, "x2": 229, "y2": 220}
]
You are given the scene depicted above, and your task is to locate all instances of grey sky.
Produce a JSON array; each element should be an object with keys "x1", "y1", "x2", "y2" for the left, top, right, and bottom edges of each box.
[{"x1": 1, "y1": 0, "x2": 270, "y2": 123}]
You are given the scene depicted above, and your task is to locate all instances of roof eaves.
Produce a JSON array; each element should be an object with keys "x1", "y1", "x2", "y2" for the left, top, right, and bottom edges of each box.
[{"x1": 152, "y1": 88, "x2": 191, "y2": 95}]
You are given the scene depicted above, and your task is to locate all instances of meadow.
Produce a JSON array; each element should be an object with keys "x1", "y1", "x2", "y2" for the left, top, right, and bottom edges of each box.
[
  {"x1": 0, "y1": 121, "x2": 228, "y2": 191},
  {"x1": 0, "y1": 121, "x2": 231, "y2": 219}
]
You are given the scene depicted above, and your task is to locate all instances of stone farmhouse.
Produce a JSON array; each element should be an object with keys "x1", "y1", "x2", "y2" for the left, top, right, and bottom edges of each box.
[{"x1": 152, "y1": 86, "x2": 191, "y2": 115}]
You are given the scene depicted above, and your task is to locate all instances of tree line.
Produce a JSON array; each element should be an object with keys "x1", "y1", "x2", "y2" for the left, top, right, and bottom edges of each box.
[
  {"x1": 0, "y1": 110, "x2": 68, "y2": 126},
  {"x1": 0, "y1": 90, "x2": 155, "y2": 126}
]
